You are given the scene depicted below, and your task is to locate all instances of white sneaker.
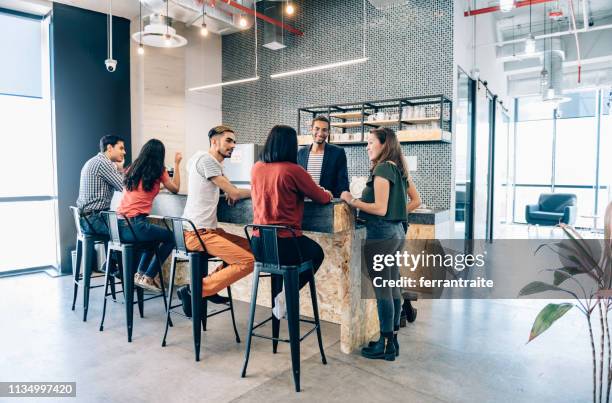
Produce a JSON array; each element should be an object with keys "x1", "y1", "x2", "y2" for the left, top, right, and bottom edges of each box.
[{"x1": 272, "y1": 290, "x2": 287, "y2": 320}]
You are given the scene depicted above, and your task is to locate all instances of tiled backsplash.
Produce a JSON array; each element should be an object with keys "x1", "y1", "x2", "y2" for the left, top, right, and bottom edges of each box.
[{"x1": 222, "y1": 0, "x2": 454, "y2": 209}]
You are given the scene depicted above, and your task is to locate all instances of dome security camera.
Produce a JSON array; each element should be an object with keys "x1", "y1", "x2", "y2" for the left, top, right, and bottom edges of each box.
[{"x1": 105, "y1": 58, "x2": 117, "y2": 72}]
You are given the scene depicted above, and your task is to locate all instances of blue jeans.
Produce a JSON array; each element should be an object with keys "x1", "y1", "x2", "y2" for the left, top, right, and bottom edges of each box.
[
  {"x1": 119, "y1": 215, "x2": 175, "y2": 278},
  {"x1": 365, "y1": 217, "x2": 405, "y2": 333},
  {"x1": 80, "y1": 213, "x2": 109, "y2": 237}
]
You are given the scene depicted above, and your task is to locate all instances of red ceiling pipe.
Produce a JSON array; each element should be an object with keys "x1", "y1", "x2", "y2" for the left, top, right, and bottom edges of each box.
[
  {"x1": 464, "y1": 0, "x2": 556, "y2": 17},
  {"x1": 222, "y1": 0, "x2": 303, "y2": 36}
]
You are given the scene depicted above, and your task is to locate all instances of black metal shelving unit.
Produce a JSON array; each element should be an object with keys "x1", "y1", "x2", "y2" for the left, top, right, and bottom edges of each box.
[{"x1": 297, "y1": 95, "x2": 452, "y2": 146}]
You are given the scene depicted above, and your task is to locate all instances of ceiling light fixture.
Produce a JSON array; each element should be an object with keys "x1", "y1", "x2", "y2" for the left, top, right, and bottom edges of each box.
[
  {"x1": 499, "y1": 0, "x2": 514, "y2": 13},
  {"x1": 189, "y1": 2, "x2": 259, "y2": 91},
  {"x1": 271, "y1": 58, "x2": 369, "y2": 79},
  {"x1": 239, "y1": 15, "x2": 248, "y2": 28},
  {"x1": 131, "y1": 14, "x2": 187, "y2": 48},
  {"x1": 525, "y1": 33, "x2": 536, "y2": 55},
  {"x1": 286, "y1": 2, "x2": 295, "y2": 15},
  {"x1": 524, "y1": 2, "x2": 535, "y2": 55},
  {"x1": 540, "y1": 68, "x2": 549, "y2": 88},
  {"x1": 165, "y1": 0, "x2": 171, "y2": 46},
  {"x1": 138, "y1": 0, "x2": 144, "y2": 56},
  {"x1": 271, "y1": 0, "x2": 369, "y2": 79},
  {"x1": 189, "y1": 76, "x2": 260, "y2": 90},
  {"x1": 201, "y1": 4, "x2": 208, "y2": 36}
]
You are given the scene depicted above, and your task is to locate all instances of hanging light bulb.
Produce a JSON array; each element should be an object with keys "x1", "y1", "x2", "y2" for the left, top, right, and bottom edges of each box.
[
  {"x1": 239, "y1": 15, "x2": 247, "y2": 27},
  {"x1": 525, "y1": 34, "x2": 536, "y2": 55},
  {"x1": 286, "y1": 2, "x2": 295, "y2": 15},
  {"x1": 499, "y1": 0, "x2": 514, "y2": 12},
  {"x1": 524, "y1": 2, "x2": 535, "y2": 55},
  {"x1": 540, "y1": 68, "x2": 549, "y2": 88},
  {"x1": 138, "y1": 43, "x2": 145, "y2": 55},
  {"x1": 164, "y1": 33, "x2": 172, "y2": 46},
  {"x1": 201, "y1": 3, "x2": 208, "y2": 37}
]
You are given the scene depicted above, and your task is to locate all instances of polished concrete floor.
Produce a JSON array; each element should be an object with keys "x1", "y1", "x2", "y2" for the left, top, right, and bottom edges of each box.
[{"x1": 1, "y1": 272, "x2": 594, "y2": 402}]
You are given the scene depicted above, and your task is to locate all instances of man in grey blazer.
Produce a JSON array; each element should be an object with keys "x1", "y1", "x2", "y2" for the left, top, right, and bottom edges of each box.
[{"x1": 297, "y1": 116, "x2": 349, "y2": 198}]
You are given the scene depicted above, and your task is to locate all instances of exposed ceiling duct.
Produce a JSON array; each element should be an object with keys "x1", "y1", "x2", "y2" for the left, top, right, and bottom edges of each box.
[
  {"x1": 138, "y1": 0, "x2": 254, "y2": 37},
  {"x1": 261, "y1": 1, "x2": 285, "y2": 50},
  {"x1": 541, "y1": 38, "x2": 570, "y2": 103}
]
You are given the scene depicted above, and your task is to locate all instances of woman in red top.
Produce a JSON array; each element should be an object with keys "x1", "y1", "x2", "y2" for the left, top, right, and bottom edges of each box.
[
  {"x1": 251, "y1": 125, "x2": 332, "y2": 314},
  {"x1": 117, "y1": 139, "x2": 182, "y2": 292}
]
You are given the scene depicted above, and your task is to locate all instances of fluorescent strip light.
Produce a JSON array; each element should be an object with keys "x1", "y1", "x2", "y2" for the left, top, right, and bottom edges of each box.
[
  {"x1": 188, "y1": 76, "x2": 260, "y2": 91},
  {"x1": 270, "y1": 57, "x2": 369, "y2": 79}
]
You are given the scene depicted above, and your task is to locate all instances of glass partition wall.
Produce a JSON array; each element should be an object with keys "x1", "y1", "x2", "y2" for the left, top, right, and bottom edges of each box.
[
  {"x1": 0, "y1": 10, "x2": 58, "y2": 274},
  {"x1": 511, "y1": 90, "x2": 610, "y2": 231}
]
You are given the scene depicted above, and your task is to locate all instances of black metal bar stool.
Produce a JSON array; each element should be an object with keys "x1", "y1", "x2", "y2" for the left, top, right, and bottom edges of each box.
[
  {"x1": 99, "y1": 211, "x2": 169, "y2": 342},
  {"x1": 69, "y1": 206, "x2": 112, "y2": 322},
  {"x1": 241, "y1": 224, "x2": 327, "y2": 392},
  {"x1": 161, "y1": 217, "x2": 240, "y2": 362}
]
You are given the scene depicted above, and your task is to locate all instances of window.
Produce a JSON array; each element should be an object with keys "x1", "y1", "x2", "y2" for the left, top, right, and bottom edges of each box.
[
  {"x1": 511, "y1": 90, "x2": 607, "y2": 230},
  {"x1": 0, "y1": 11, "x2": 56, "y2": 273},
  {"x1": 555, "y1": 117, "x2": 597, "y2": 187},
  {"x1": 515, "y1": 120, "x2": 553, "y2": 185}
]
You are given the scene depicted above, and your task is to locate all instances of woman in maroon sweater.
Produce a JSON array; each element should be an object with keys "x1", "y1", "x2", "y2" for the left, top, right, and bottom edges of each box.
[{"x1": 251, "y1": 125, "x2": 333, "y2": 313}]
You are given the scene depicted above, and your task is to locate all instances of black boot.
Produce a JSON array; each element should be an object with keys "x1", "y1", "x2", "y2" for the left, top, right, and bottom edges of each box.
[
  {"x1": 403, "y1": 299, "x2": 417, "y2": 323},
  {"x1": 177, "y1": 285, "x2": 192, "y2": 317},
  {"x1": 361, "y1": 332, "x2": 396, "y2": 361},
  {"x1": 393, "y1": 326, "x2": 400, "y2": 356},
  {"x1": 364, "y1": 335, "x2": 384, "y2": 351}
]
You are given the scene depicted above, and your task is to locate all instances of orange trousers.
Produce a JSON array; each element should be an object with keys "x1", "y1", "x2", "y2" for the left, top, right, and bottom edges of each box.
[{"x1": 184, "y1": 228, "x2": 255, "y2": 297}]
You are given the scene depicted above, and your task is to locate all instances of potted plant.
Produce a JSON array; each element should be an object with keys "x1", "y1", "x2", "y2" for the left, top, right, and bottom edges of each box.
[{"x1": 519, "y1": 202, "x2": 612, "y2": 403}]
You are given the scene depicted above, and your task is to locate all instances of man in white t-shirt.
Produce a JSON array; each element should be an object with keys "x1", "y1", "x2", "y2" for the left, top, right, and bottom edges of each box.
[{"x1": 178, "y1": 125, "x2": 253, "y2": 313}]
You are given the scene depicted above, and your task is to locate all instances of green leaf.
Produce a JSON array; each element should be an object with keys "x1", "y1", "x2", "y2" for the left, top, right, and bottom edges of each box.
[
  {"x1": 528, "y1": 303, "x2": 573, "y2": 343},
  {"x1": 519, "y1": 281, "x2": 567, "y2": 296},
  {"x1": 552, "y1": 267, "x2": 582, "y2": 286}
]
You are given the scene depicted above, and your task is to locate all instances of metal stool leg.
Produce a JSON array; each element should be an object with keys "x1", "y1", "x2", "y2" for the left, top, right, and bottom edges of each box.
[
  {"x1": 190, "y1": 253, "x2": 203, "y2": 362},
  {"x1": 107, "y1": 247, "x2": 117, "y2": 301},
  {"x1": 136, "y1": 288, "x2": 144, "y2": 318},
  {"x1": 82, "y1": 236, "x2": 95, "y2": 322},
  {"x1": 241, "y1": 265, "x2": 261, "y2": 378},
  {"x1": 122, "y1": 244, "x2": 136, "y2": 342},
  {"x1": 271, "y1": 274, "x2": 282, "y2": 354},
  {"x1": 158, "y1": 261, "x2": 172, "y2": 328},
  {"x1": 162, "y1": 255, "x2": 177, "y2": 347},
  {"x1": 227, "y1": 286, "x2": 241, "y2": 343},
  {"x1": 72, "y1": 238, "x2": 82, "y2": 311},
  {"x1": 308, "y1": 271, "x2": 327, "y2": 365},
  {"x1": 99, "y1": 246, "x2": 114, "y2": 331},
  {"x1": 109, "y1": 275, "x2": 117, "y2": 301},
  {"x1": 284, "y1": 268, "x2": 301, "y2": 392}
]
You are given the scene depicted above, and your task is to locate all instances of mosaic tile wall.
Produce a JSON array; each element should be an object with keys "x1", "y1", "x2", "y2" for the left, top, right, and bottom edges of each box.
[{"x1": 222, "y1": 0, "x2": 454, "y2": 209}]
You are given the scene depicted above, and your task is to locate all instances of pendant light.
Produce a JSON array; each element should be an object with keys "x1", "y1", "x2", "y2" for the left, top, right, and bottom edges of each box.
[
  {"x1": 189, "y1": 1, "x2": 259, "y2": 91},
  {"x1": 524, "y1": 1, "x2": 535, "y2": 55},
  {"x1": 499, "y1": 0, "x2": 514, "y2": 13},
  {"x1": 285, "y1": 1, "x2": 295, "y2": 15},
  {"x1": 137, "y1": 0, "x2": 144, "y2": 55},
  {"x1": 201, "y1": 1, "x2": 208, "y2": 37},
  {"x1": 540, "y1": 4, "x2": 549, "y2": 90},
  {"x1": 164, "y1": 0, "x2": 172, "y2": 46}
]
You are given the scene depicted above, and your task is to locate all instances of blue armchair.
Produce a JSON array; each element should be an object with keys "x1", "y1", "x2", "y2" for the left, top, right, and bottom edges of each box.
[{"x1": 525, "y1": 193, "x2": 577, "y2": 226}]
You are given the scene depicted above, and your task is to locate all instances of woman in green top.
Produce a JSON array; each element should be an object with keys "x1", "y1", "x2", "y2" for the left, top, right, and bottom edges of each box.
[{"x1": 341, "y1": 127, "x2": 421, "y2": 361}]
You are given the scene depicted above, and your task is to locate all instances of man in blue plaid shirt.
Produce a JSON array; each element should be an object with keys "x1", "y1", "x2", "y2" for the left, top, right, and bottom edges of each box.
[{"x1": 76, "y1": 135, "x2": 126, "y2": 235}]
